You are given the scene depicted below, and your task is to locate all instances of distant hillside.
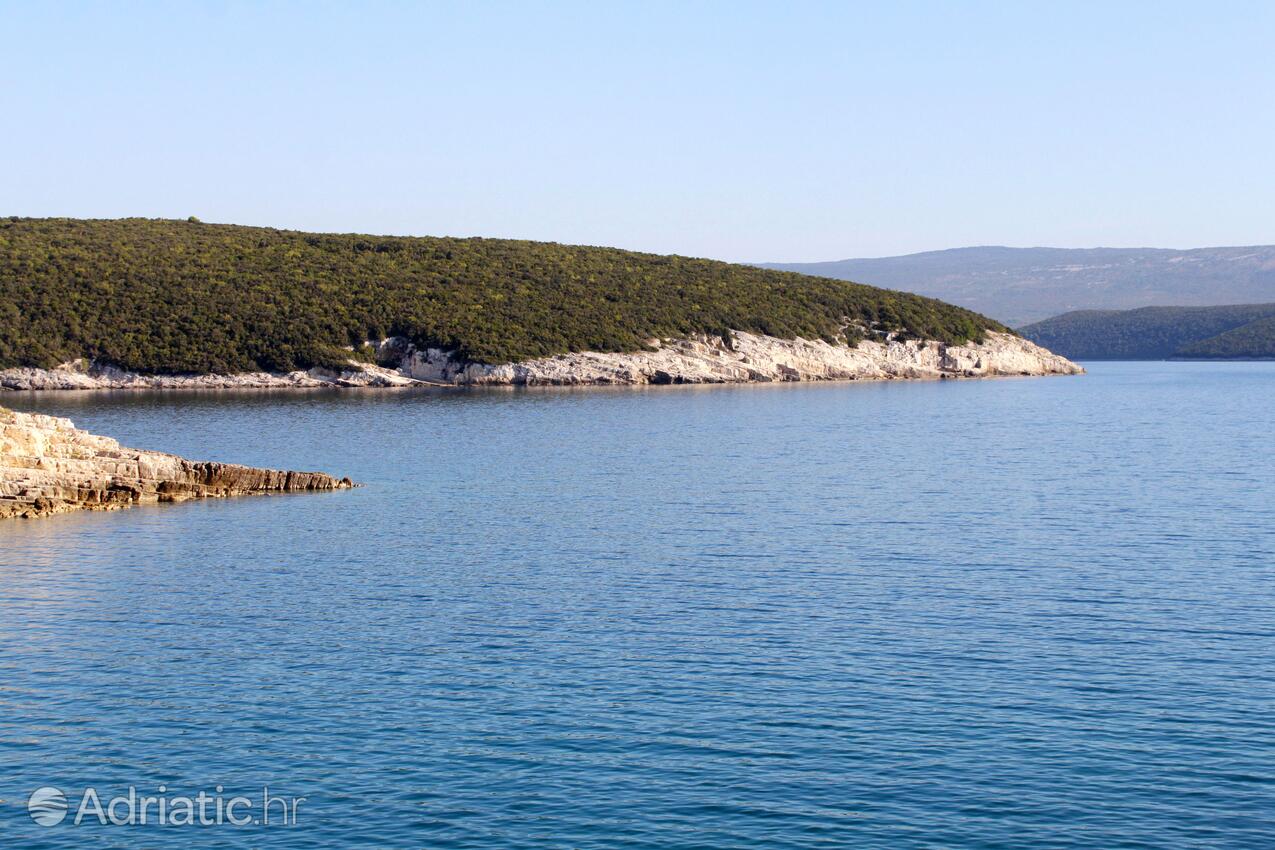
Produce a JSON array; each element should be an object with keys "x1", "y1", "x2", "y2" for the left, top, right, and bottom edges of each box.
[
  {"x1": 1020, "y1": 304, "x2": 1275, "y2": 360},
  {"x1": 0, "y1": 217, "x2": 1005, "y2": 375},
  {"x1": 762, "y1": 246, "x2": 1275, "y2": 326},
  {"x1": 1176, "y1": 315, "x2": 1275, "y2": 359}
]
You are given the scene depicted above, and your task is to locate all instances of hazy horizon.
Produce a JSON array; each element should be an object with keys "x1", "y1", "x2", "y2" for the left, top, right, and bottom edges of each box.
[{"x1": 761, "y1": 242, "x2": 1275, "y2": 264}]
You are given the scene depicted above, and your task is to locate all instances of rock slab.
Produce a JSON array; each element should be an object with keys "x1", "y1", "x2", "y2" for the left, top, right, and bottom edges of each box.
[{"x1": 0, "y1": 407, "x2": 354, "y2": 519}]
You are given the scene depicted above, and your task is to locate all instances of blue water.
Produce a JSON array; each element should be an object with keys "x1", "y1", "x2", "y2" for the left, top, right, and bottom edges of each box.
[{"x1": 2, "y1": 362, "x2": 1273, "y2": 848}]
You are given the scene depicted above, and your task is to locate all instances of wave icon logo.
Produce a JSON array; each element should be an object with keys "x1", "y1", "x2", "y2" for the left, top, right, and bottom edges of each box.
[{"x1": 28, "y1": 786, "x2": 69, "y2": 826}]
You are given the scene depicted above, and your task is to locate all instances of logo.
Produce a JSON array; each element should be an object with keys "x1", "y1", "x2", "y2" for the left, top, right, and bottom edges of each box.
[
  {"x1": 23, "y1": 783, "x2": 304, "y2": 828},
  {"x1": 28, "y1": 786, "x2": 69, "y2": 827}
]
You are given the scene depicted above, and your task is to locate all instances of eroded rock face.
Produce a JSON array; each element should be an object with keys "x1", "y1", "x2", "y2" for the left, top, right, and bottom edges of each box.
[
  {"x1": 0, "y1": 408, "x2": 354, "y2": 519},
  {"x1": 397, "y1": 330, "x2": 1083, "y2": 385},
  {"x1": 0, "y1": 330, "x2": 1081, "y2": 391}
]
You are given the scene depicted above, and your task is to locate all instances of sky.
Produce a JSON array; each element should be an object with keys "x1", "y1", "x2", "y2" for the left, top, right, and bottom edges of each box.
[{"x1": 3, "y1": 1, "x2": 1273, "y2": 262}]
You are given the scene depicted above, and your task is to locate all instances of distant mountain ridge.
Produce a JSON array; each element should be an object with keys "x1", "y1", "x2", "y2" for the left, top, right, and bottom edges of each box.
[
  {"x1": 761, "y1": 246, "x2": 1275, "y2": 326},
  {"x1": 1019, "y1": 304, "x2": 1275, "y2": 360}
]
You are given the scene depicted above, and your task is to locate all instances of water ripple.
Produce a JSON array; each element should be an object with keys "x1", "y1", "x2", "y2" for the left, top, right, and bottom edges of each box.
[{"x1": 1, "y1": 362, "x2": 1273, "y2": 847}]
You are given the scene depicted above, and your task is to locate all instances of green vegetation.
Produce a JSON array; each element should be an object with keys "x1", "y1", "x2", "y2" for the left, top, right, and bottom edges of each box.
[
  {"x1": 1020, "y1": 304, "x2": 1275, "y2": 360},
  {"x1": 1177, "y1": 315, "x2": 1275, "y2": 359},
  {"x1": 0, "y1": 217, "x2": 1006, "y2": 374}
]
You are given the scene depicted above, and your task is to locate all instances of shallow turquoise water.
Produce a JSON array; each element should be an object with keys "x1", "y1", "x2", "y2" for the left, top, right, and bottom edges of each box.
[{"x1": 2, "y1": 362, "x2": 1273, "y2": 848}]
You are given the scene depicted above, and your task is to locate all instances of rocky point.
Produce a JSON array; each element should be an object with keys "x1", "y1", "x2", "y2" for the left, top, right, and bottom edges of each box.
[{"x1": 0, "y1": 407, "x2": 353, "y2": 519}]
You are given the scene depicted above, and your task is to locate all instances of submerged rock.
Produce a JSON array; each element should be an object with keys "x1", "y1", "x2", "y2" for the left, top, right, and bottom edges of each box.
[{"x1": 0, "y1": 407, "x2": 354, "y2": 519}]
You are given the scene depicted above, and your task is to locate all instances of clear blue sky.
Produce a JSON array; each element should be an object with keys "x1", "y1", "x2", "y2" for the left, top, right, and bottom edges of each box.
[{"x1": 3, "y1": 1, "x2": 1272, "y2": 261}]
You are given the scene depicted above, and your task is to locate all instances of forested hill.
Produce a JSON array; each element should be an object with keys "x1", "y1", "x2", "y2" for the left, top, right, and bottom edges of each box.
[
  {"x1": 1020, "y1": 304, "x2": 1275, "y2": 360},
  {"x1": 0, "y1": 218, "x2": 1005, "y2": 375}
]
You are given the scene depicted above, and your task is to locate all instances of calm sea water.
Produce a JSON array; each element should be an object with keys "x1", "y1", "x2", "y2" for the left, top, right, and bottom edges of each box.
[{"x1": 2, "y1": 362, "x2": 1273, "y2": 849}]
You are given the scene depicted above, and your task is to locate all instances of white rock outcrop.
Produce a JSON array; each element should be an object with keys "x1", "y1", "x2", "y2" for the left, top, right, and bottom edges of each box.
[
  {"x1": 0, "y1": 358, "x2": 424, "y2": 390},
  {"x1": 0, "y1": 331, "x2": 1080, "y2": 391}
]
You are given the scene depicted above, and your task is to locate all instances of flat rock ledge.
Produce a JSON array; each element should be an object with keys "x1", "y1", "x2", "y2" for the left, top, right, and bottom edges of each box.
[
  {"x1": 1, "y1": 407, "x2": 354, "y2": 519},
  {"x1": 0, "y1": 330, "x2": 1081, "y2": 391}
]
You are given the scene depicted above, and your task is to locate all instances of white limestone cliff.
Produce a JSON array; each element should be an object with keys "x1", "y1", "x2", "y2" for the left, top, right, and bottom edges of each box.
[{"x1": 0, "y1": 331, "x2": 1081, "y2": 391}]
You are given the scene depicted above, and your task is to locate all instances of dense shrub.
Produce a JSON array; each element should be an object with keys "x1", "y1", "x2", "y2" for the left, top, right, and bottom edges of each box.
[
  {"x1": 0, "y1": 217, "x2": 1006, "y2": 374},
  {"x1": 1176, "y1": 315, "x2": 1275, "y2": 359}
]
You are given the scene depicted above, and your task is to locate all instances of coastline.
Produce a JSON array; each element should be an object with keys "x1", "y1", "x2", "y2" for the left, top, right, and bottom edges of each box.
[
  {"x1": 0, "y1": 407, "x2": 354, "y2": 519},
  {"x1": 0, "y1": 331, "x2": 1082, "y2": 392}
]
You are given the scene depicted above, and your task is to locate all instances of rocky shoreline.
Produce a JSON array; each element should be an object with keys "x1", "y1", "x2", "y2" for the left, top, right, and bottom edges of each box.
[
  {"x1": 1, "y1": 407, "x2": 353, "y2": 519},
  {"x1": 0, "y1": 331, "x2": 1081, "y2": 391}
]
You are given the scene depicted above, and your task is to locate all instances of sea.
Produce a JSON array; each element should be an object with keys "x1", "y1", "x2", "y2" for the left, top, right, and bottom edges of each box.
[{"x1": 2, "y1": 361, "x2": 1272, "y2": 848}]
